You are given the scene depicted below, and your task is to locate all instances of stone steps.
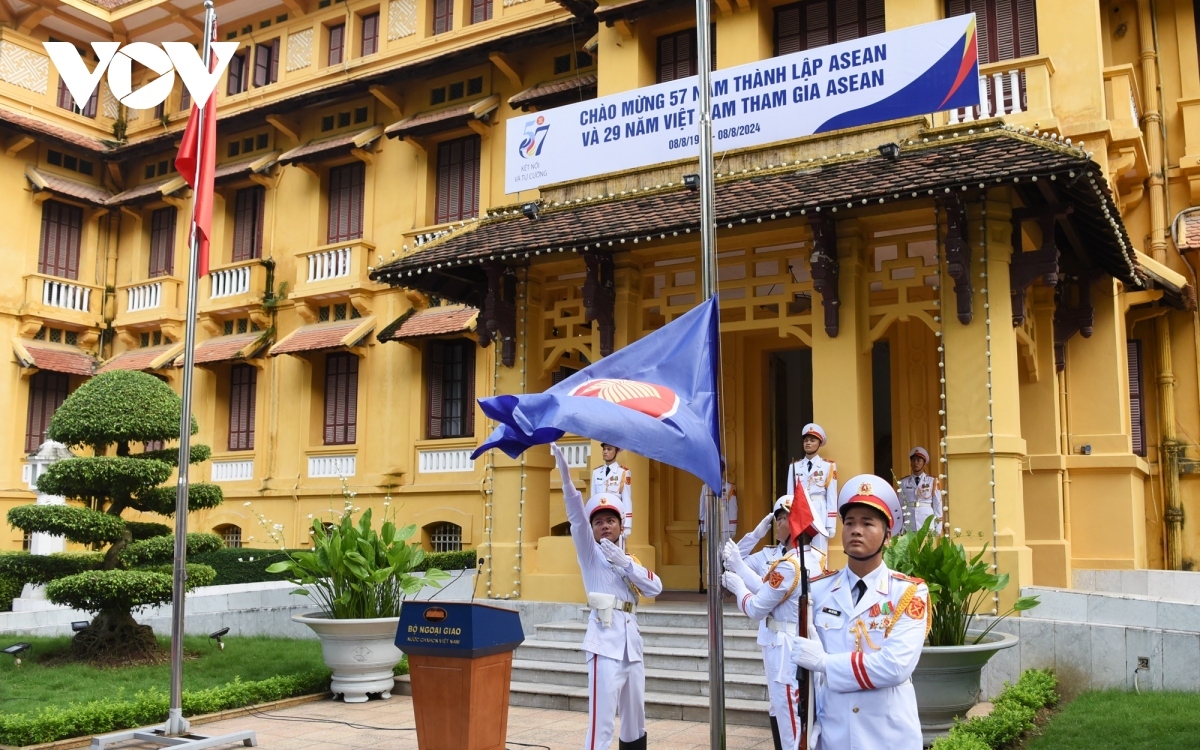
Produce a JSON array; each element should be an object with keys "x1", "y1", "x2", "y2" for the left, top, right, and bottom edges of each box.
[
  {"x1": 515, "y1": 639, "x2": 766, "y2": 676},
  {"x1": 535, "y1": 620, "x2": 762, "y2": 650},
  {"x1": 510, "y1": 658, "x2": 770, "y2": 701},
  {"x1": 1021, "y1": 585, "x2": 1200, "y2": 632}
]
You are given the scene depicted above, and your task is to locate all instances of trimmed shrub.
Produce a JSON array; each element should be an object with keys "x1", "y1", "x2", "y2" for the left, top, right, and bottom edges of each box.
[
  {"x1": 189, "y1": 548, "x2": 295, "y2": 585},
  {"x1": 124, "y1": 521, "x2": 172, "y2": 541},
  {"x1": 0, "y1": 572, "x2": 21, "y2": 612},
  {"x1": 135, "y1": 444, "x2": 211, "y2": 467},
  {"x1": 133, "y1": 483, "x2": 223, "y2": 515},
  {"x1": 46, "y1": 370, "x2": 197, "y2": 453},
  {"x1": 0, "y1": 670, "x2": 330, "y2": 746},
  {"x1": 144, "y1": 563, "x2": 217, "y2": 589},
  {"x1": 0, "y1": 552, "x2": 102, "y2": 586},
  {"x1": 933, "y1": 669, "x2": 1059, "y2": 750},
  {"x1": 121, "y1": 533, "x2": 224, "y2": 567},
  {"x1": 7, "y1": 505, "x2": 125, "y2": 545},
  {"x1": 415, "y1": 549, "x2": 476, "y2": 572},
  {"x1": 46, "y1": 570, "x2": 176, "y2": 613},
  {"x1": 36, "y1": 457, "x2": 173, "y2": 506}
]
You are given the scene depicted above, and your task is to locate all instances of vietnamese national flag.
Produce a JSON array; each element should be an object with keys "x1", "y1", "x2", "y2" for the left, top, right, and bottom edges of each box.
[
  {"x1": 789, "y1": 475, "x2": 822, "y2": 543},
  {"x1": 174, "y1": 30, "x2": 218, "y2": 278}
]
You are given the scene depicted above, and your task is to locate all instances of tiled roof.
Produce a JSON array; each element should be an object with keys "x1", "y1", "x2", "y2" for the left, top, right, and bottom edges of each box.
[
  {"x1": 0, "y1": 106, "x2": 110, "y2": 153},
  {"x1": 379, "y1": 306, "x2": 479, "y2": 342},
  {"x1": 25, "y1": 166, "x2": 112, "y2": 206},
  {"x1": 186, "y1": 332, "x2": 270, "y2": 366},
  {"x1": 509, "y1": 74, "x2": 597, "y2": 110},
  {"x1": 385, "y1": 96, "x2": 500, "y2": 140},
  {"x1": 107, "y1": 176, "x2": 187, "y2": 206},
  {"x1": 279, "y1": 127, "x2": 383, "y2": 166},
  {"x1": 13, "y1": 339, "x2": 97, "y2": 376},
  {"x1": 594, "y1": 0, "x2": 690, "y2": 25},
  {"x1": 214, "y1": 153, "x2": 279, "y2": 183},
  {"x1": 371, "y1": 128, "x2": 1145, "y2": 299},
  {"x1": 97, "y1": 343, "x2": 184, "y2": 373},
  {"x1": 270, "y1": 318, "x2": 375, "y2": 356},
  {"x1": 1177, "y1": 210, "x2": 1200, "y2": 250}
]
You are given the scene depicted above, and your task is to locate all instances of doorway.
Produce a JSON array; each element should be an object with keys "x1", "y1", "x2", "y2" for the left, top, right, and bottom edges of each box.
[{"x1": 770, "y1": 348, "x2": 813, "y2": 501}]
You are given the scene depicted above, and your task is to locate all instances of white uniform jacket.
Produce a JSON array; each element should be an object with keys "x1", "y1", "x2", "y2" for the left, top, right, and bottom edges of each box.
[
  {"x1": 591, "y1": 463, "x2": 633, "y2": 539},
  {"x1": 809, "y1": 565, "x2": 930, "y2": 750},
  {"x1": 569, "y1": 470, "x2": 661, "y2": 662},
  {"x1": 899, "y1": 472, "x2": 943, "y2": 535},
  {"x1": 787, "y1": 456, "x2": 839, "y2": 537},
  {"x1": 698, "y1": 481, "x2": 738, "y2": 538}
]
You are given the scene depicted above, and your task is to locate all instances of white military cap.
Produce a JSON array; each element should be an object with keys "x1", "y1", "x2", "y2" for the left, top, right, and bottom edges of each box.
[
  {"x1": 801, "y1": 423, "x2": 827, "y2": 446},
  {"x1": 837, "y1": 474, "x2": 903, "y2": 537},
  {"x1": 584, "y1": 492, "x2": 625, "y2": 522},
  {"x1": 772, "y1": 493, "x2": 829, "y2": 538},
  {"x1": 909, "y1": 446, "x2": 930, "y2": 463}
]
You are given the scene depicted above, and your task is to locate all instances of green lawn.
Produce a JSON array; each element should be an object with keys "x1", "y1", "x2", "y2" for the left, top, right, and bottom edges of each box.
[
  {"x1": 1027, "y1": 690, "x2": 1200, "y2": 750},
  {"x1": 0, "y1": 635, "x2": 327, "y2": 716}
]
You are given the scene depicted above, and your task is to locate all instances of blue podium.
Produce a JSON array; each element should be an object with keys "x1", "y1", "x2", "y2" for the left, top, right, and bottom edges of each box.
[{"x1": 396, "y1": 602, "x2": 525, "y2": 750}]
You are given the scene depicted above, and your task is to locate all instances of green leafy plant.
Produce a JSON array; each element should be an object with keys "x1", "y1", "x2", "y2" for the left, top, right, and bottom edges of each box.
[
  {"x1": 259, "y1": 484, "x2": 448, "y2": 618},
  {"x1": 932, "y1": 669, "x2": 1058, "y2": 749},
  {"x1": 4, "y1": 370, "x2": 223, "y2": 662},
  {"x1": 884, "y1": 517, "x2": 1039, "y2": 646}
]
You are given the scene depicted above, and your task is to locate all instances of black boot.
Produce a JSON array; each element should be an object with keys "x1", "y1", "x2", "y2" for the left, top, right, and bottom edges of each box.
[
  {"x1": 770, "y1": 716, "x2": 783, "y2": 750},
  {"x1": 618, "y1": 734, "x2": 647, "y2": 750}
]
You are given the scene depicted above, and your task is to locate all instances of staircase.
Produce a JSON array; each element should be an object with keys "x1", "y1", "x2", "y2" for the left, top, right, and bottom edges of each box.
[{"x1": 399, "y1": 602, "x2": 772, "y2": 725}]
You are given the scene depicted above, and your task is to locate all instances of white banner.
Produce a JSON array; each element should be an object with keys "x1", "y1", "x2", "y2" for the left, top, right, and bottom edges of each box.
[{"x1": 505, "y1": 15, "x2": 980, "y2": 193}]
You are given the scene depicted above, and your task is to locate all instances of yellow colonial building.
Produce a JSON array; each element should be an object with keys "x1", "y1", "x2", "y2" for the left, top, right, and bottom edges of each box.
[{"x1": 3, "y1": 0, "x2": 1200, "y2": 608}]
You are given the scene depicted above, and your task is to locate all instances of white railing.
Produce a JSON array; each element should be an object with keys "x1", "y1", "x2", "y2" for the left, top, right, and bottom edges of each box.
[
  {"x1": 212, "y1": 459, "x2": 254, "y2": 482},
  {"x1": 418, "y1": 449, "x2": 475, "y2": 473},
  {"x1": 42, "y1": 279, "x2": 90, "y2": 312},
  {"x1": 211, "y1": 265, "x2": 251, "y2": 299},
  {"x1": 307, "y1": 247, "x2": 352, "y2": 283},
  {"x1": 126, "y1": 281, "x2": 162, "y2": 312},
  {"x1": 947, "y1": 69, "x2": 1027, "y2": 124},
  {"x1": 309, "y1": 454, "x2": 356, "y2": 478},
  {"x1": 560, "y1": 442, "x2": 591, "y2": 468},
  {"x1": 21, "y1": 463, "x2": 32, "y2": 486}
]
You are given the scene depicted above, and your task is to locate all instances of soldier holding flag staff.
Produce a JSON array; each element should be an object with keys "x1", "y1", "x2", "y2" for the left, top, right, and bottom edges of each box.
[
  {"x1": 554, "y1": 443, "x2": 661, "y2": 750},
  {"x1": 786, "y1": 475, "x2": 929, "y2": 750},
  {"x1": 785, "y1": 424, "x2": 838, "y2": 554},
  {"x1": 899, "y1": 446, "x2": 943, "y2": 535}
]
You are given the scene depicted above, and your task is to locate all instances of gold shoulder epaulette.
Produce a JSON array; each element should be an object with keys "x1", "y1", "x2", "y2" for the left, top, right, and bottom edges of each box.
[
  {"x1": 811, "y1": 568, "x2": 840, "y2": 582},
  {"x1": 891, "y1": 572, "x2": 924, "y2": 585}
]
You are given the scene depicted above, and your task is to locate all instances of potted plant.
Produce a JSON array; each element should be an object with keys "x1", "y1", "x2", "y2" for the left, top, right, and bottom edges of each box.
[
  {"x1": 259, "y1": 491, "x2": 448, "y2": 703},
  {"x1": 884, "y1": 518, "x2": 1039, "y2": 745}
]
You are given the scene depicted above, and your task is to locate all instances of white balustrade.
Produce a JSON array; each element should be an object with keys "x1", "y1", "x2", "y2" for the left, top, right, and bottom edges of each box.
[
  {"x1": 211, "y1": 265, "x2": 251, "y2": 299},
  {"x1": 21, "y1": 463, "x2": 32, "y2": 486},
  {"x1": 41, "y1": 278, "x2": 90, "y2": 312},
  {"x1": 560, "y1": 442, "x2": 591, "y2": 468},
  {"x1": 126, "y1": 281, "x2": 162, "y2": 312},
  {"x1": 418, "y1": 449, "x2": 475, "y2": 473},
  {"x1": 947, "y1": 69, "x2": 1026, "y2": 124},
  {"x1": 309, "y1": 454, "x2": 356, "y2": 478},
  {"x1": 212, "y1": 459, "x2": 254, "y2": 482},
  {"x1": 307, "y1": 247, "x2": 352, "y2": 283}
]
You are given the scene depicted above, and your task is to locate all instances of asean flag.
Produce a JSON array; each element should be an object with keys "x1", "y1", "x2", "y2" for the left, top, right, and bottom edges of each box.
[{"x1": 473, "y1": 296, "x2": 723, "y2": 494}]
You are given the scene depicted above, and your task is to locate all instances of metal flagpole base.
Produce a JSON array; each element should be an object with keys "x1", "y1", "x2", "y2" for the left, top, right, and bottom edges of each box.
[
  {"x1": 165, "y1": 709, "x2": 190, "y2": 735},
  {"x1": 90, "y1": 727, "x2": 256, "y2": 750}
]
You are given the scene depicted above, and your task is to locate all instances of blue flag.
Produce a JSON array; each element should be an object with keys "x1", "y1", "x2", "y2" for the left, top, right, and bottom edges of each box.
[{"x1": 473, "y1": 296, "x2": 723, "y2": 493}]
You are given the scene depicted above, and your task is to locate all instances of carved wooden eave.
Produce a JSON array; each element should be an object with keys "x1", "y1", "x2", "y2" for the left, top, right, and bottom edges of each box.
[
  {"x1": 939, "y1": 193, "x2": 973, "y2": 324},
  {"x1": 582, "y1": 251, "x2": 616, "y2": 357},
  {"x1": 481, "y1": 263, "x2": 517, "y2": 367},
  {"x1": 1053, "y1": 272, "x2": 1097, "y2": 372},
  {"x1": 808, "y1": 214, "x2": 839, "y2": 338},
  {"x1": 1011, "y1": 204, "x2": 1072, "y2": 327}
]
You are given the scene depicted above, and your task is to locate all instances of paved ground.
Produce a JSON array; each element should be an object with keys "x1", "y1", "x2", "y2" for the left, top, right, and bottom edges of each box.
[{"x1": 134, "y1": 695, "x2": 774, "y2": 750}]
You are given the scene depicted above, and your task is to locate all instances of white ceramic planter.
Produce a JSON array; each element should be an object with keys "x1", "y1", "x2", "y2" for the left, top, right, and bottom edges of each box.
[
  {"x1": 293, "y1": 612, "x2": 403, "y2": 703},
  {"x1": 912, "y1": 629, "x2": 1019, "y2": 746}
]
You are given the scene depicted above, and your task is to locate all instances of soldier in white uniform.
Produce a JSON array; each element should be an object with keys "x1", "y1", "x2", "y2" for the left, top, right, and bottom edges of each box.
[
  {"x1": 721, "y1": 493, "x2": 827, "y2": 750},
  {"x1": 899, "y1": 446, "x2": 943, "y2": 535},
  {"x1": 591, "y1": 442, "x2": 633, "y2": 548},
  {"x1": 786, "y1": 474, "x2": 930, "y2": 750},
  {"x1": 554, "y1": 444, "x2": 662, "y2": 750},
  {"x1": 785, "y1": 423, "x2": 838, "y2": 554},
  {"x1": 698, "y1": 477, "x2": 738, "y2": 546}
]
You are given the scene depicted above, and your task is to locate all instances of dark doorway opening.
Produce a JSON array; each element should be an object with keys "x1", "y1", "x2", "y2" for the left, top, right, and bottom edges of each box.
[
  {"x1": 770, "y1": 348, "x2": 813, "y2": 501},
  {"x1": 872, "y1": 341, "x2": 893, "y2": 479}
]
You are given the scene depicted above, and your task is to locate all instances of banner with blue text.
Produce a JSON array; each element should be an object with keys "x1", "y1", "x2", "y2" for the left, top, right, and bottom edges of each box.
[{"x1": 505, "y1": 14, "x2": 980, "y2": 193}]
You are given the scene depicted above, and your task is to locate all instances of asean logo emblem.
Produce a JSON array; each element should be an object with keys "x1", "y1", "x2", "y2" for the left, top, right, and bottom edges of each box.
[{"x1": 569, "y1": 379, "x2": 680, "y2": 420}]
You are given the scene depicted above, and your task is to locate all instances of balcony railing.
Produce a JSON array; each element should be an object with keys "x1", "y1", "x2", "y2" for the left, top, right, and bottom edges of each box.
[
  {"x1": 946, "y1": 55, "x2": 1054, "y2": 126},
  {"x1": 308, "y1": 454, "x2": 356, "y2": 478},
  {"x1": 291, "y1": 241, "x2": 377, "y2": 300},
  {"x1": 418, "y1": 449, "x2": 475, "y2": 473},
  {"x1": 560, "y1": 442, "x2": 591, "y2": 468},
  {"x1": 211, "y1": 265, "x2": 251, "y2": 299},
  {"x1": 126, "y1": 281, "x2": 162, "y2": 312},
  {"x1": 307, "y1": 246, "x2": 352, "y2": 283},
  {"x1": 212, "y1": 459, "x2": 254, "y2": 482},
  {"x1": 41, "y1": 278, "x2": 91, "y2": 312}
]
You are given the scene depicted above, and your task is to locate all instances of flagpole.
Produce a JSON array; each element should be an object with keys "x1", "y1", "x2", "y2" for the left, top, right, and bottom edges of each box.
[
  {"x1": 692, "y1": 0, "x2": 724, "y2": 743},
  {"x1": 165, "y1": 0, "x2": 214, "y2": 736}
]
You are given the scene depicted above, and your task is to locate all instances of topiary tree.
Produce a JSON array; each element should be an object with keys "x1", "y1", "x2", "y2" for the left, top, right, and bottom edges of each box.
[{"x1": 6, "y1": 370, "x2": 223, "y2": 663}]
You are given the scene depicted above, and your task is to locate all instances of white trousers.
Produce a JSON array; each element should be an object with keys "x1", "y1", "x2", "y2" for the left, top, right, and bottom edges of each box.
[
  {"x1": 585, "y1": 652, "x2": 646, "y2": 750},
  {"x1": 764, "y1": 645, "x2": 802, "y2": 750}
]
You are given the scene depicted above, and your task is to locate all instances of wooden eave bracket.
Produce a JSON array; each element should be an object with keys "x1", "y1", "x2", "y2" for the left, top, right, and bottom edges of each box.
[
  {"x1": 369, "y1": 85, "x2": 404, "y2": 118},
  {"x1": 1010, "y1": 204, "x2": 1072, "y2": 327},
  {"x1": 489, "y1": 52, "x2": 523, "y2": 89},
  {"x1": 582, "y1": 250, "x2": 616, "y2": 357},
  {"x1": 5, "y1": 134, "x2": 34, "y2": 157},
  {"x1": 266, "y1": 114, "x2": 302, "y2": 143},
  {"x1": 481, "y1": 262, "x2": 517, "y2": 367},
  {"x1": 808, "y1": 214, "x2": 840, "y2": 338},
  {"x1": 939, "y1": 193, "x2": 973, "y2": 324}
]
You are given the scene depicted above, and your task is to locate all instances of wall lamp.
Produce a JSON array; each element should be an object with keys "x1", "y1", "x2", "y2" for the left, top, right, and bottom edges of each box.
[
  {"x1": 71, "y1": 621, "x2": 89, "y2": 633},
  {"x1": 209, "y1": 627, "x2": 230, "y2": 651},
  {"x1": 3, "y1": 643, "x2": 31, "y2": 667},
  {"x1": 878, "y1": 142, "x2": 901, "y2": 161},
  {"x1": 521, "y1": 202, "x2": 540, "y2": 220},
  {"x1": 683, "y1": 173, "x2": 700, "y2": 191}
]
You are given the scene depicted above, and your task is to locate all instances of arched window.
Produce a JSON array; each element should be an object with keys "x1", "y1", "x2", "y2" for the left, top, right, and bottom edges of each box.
[
  {"x1": 215, "y1": 524, "x2": 242, "y2": 548},
  {"x1": 427, "y1": 522, "x2": 462, "y2": 553}
]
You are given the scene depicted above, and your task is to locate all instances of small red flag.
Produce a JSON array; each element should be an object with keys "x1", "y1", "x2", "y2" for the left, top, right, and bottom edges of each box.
[
  {"x1": 789, "y1": 474, "x2": 821, "y2": 543},
  {"x1": 174, "y1": 32, "x2": 217, "y2": 278}
]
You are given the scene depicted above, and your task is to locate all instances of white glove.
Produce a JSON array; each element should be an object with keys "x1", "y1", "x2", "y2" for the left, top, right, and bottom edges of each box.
[
  {"x1": 722, "y1": 538, "x2": 743, "y2": 565},
  {"x1": 754, "y1": 513, "x2": 774, "y2": 538},
  {"x1": 787, "y1": 634, "x2": 828, "y2": 673},
  {"x1": 721, "y1": 571, "x2": 747, "y2": 596},
  {"x1": 599, "y1": 538, "x2": 631, "y2": 569}
]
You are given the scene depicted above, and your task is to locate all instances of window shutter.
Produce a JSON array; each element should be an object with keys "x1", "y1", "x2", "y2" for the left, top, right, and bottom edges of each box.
[
  {"x1": 26, "y1": 372, "x2": 69, "y2": 453},
  {"x1": 348, "y1": 162, "x2": 364, "y2": 240},
  {"x1": 775, "y1": 4, "x2": 802, "y2": 55},
  {"x1": 435, "y1": 136, "x2": 480, "y2": 224},
  {"x1": 57, "y1": 77, "x2": 73, "y2": 110},
  {"x1": 1128, "y1": 340, "x2": 1145, "y2": 456},
  {"x1": 345, "y1": 354, "x2": 359, "y2": 443},
  {"x1": 806, "y1": 1, "x2": 829, "y2": 49},
  {"x1": 471, "y1": 0, "x2": 491, "y2": 24},
  {"x1": 233, "y1": 186, "x2": 265, "y2": 262},
  {"x1": 463, "y1": 342, "x2": 475, "y2": 437},
  {"x1": 324, "y1": 355, "x2": 337, "y2": 444},
  {"x1": 434, "y1": 0, "x2": 453, "y2": 35},
  {"x1": 323, "y1": 353, "x2": 358, "y2": 445},
  {"x1": 329, "y1": 24, "x2": 345, "y2": 64},
  {"x1": 463, "y1": 136, "x2": 480, "y2": 220},
  {"x1": 1014, "y1": 0, "x2": 1038, "y2": 58},
  {"x1": 227, "y1": 54, "x2": 244, "y2": 95},
  {"x1": 254, "y1": 44, "x2": 269, "y2": 87},
  {"x1": 149, "y1": 207, "x2": 176, "y2": 278},
  {"x1": 327, "y1": 164, "x2": 343, "y2": 244},
  {"x1": 362, "y1": 14, "x2": 380, "y2": 53},
  {"x1": 947, "y1": 0, "x2": 1036, "y2": 63},
  {"x1": 181, "y1": 88, "x2": 191, "y2": 111},
  {"x1": 436, "y1": 141, "x2": 453, "y2": 224},
  {"x1": 40, "y1": 201, "x2": 84, "y2": 280},
  {"x1": 326, "y1": 163, "x2": 363, "y2": 243},
  {"x1": 270, "y1": 39, "x2": 280, "y2": 83},
  {"x1": 229, "y1": 364, "x2": 257, "y2": 451},
  {"x1": 426, "y1": 341, "x2": 444, "y2": 438},
  {"x1": 254, "y1": 187, "x2": 266, "y2": 257},
  {"x1": 82, "y1": 88, "x2": 98, "y2": 118}
]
